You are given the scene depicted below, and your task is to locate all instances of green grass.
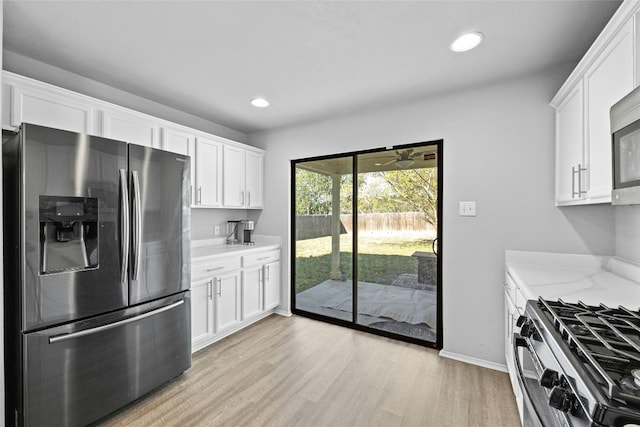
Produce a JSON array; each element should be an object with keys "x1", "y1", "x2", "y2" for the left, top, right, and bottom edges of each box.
[{"x1": 295, "y1": 234, "x2": 433, "y2": 293}]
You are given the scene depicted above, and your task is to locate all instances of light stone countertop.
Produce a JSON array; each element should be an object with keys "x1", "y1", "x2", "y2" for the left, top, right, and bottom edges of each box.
[
  {"x1": 505, "y1": 250, "x2": 640, "y2": 309},
  {"x1": 191, "y1": 235, "x2": 282, "y2": 263}
]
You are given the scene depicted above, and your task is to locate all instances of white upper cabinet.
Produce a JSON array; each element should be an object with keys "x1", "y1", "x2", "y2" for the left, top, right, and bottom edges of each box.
[
  {"x1": 102, "y1": 108, "x2": 159, "y2": 148},
  {"x1": 3, "y1": 71, "x2": 265, "y2": 211},
  {"x1": 8, "y1": 77, "x2": 96, "y2": 135},
  {"x1": 551, "y1": 6, "x2": 637, "y2": 206},
  {"x1": 555, "y1": 84, "x2": 586, "y2": 204},
  {"x1": 584, "y1": 20, "x2": 635, "y2": 202},
  {"x1": 161, "y1": 126, "x2": 197, "y2": 206},
  {"x1": 223, "y1": 144, "x2": 264, "y2": 209},
  {"x1": 223, "y1": 144, "x2": 246, "y2": 208},
  {"x1": 194, "y1": 137, "x2": 223, "y2": 207},
  {"x1": 161, "y1": 126, "x2": 195, "y2": 156},
  {"x1": 245, "y1": 150, "x2": 264, "y2": 209}
]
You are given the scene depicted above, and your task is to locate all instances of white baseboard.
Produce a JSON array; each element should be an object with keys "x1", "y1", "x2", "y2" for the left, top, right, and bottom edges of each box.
[
  {"x1": 275, "y1": 308, "x2": 292, "y2": 317},
  {"x1": 439, "y1": 350, "x2": 508, "y2": 373},
  {"x1": 192, "y1": 309, "x2": 276, "y2": 354}
]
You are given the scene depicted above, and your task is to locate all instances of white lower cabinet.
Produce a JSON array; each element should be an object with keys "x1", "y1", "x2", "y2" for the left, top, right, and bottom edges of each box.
[
  {"x1": 191, "y1": 277, "x2": 215, "y2": 347},
  {"x1": 241, "y1": 266, "x2": 263, "y2": 320},
  {"x1": 264, "y1": 260, "x2": 281, "y2": 310},
  {"x1": 215, "y1": 271, "x2": 241, "y2": 332},
  {"x1": 504, "y1": 273, "x2": 526, "y2": 424},
  {"x1": 191, "y1": 248, "x2": 281, "y2": 353}
]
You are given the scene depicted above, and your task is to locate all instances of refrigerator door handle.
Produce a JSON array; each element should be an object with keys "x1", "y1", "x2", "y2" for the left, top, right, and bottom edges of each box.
[
  {"x1": 48, "y1": 300, "x2": 184, "y2": 344},
  {"x1": 119, "y1": 169, "x2": 130, "y2": 283},
  {"x1": 131, "y1": 170, "x2": 142, "y2": 281}
]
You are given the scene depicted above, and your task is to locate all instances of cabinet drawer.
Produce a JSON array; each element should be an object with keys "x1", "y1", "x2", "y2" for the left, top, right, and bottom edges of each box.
[
  {"x1": 243, "y1": 250, "x2": 280, "y2": 267},
  {"x1": 192, "y1": 257, "x2": 241, "y2": 280},
  {"x1": 505, "y1": 272, "x2": 526, "y2": 315}
]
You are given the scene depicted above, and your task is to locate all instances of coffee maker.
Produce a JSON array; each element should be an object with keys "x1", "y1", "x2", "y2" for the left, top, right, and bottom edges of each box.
[
  {"x1": 242, "y1": 220, "x2": 255, "y2": 245},
  {"x1": 226, "y1": 220, "x2": 255, "y2": 245}
]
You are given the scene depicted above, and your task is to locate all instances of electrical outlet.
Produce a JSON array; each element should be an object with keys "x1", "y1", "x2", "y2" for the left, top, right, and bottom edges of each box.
[{"x1": 214, "y1": 225, "x2": 220, "y2": 235}]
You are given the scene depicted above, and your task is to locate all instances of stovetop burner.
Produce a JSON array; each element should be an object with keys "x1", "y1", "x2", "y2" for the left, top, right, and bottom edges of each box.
[
  {"x1": 618, "y1": 370, "x2": 640, "y2": 397},
  {"x1": 538, "y1": 299, "x2": 640, "y2": 406}
]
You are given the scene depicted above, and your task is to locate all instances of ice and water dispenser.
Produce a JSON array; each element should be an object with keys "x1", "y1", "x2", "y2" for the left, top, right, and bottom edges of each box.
[{"x1": 39, "y1": 196, "x2": 99, "y2": 274}]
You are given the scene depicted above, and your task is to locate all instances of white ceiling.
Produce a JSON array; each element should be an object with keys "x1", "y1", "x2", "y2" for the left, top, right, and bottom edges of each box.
[{"x1": 3, "y1": 1, "x2": 622, "y2": 134}]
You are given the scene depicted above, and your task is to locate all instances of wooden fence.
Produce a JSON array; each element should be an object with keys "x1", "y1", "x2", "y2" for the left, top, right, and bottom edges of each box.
[{"x1": 296, "y1": 212, "x2": 436, "y2": 240}]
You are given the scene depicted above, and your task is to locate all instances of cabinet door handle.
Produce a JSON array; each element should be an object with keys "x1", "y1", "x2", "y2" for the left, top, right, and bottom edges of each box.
[
  {"x1": 206, "y1": 266, "x2": 224, "y2": 272},
  {"x1": 240, "y1": 191, "x2": 245, "y2": 205},
  {"x1": 247, "y1": 191, "x2": 251, "y2": 206},
  {"x1": 197, "y1": 186, "x2": 202, "y2": 205},
  {"x1": 577, "y1": 163, "x2": 587, "y2": 197},
  {"x1": 217, "y1": 278, "x2": 222, "y2": 297},
  {"x1": 266, "y1": 265, "x2": 270, "y2": 281},
  {"x1": 572, "y1": 164, "x2": 587, "y2": 198},
  {"x1": 259, "y1": 268, "x2": 263, "y2": 284},
  {"x1": 208, "y1": 280, "x2": 213, "y2": 300}
]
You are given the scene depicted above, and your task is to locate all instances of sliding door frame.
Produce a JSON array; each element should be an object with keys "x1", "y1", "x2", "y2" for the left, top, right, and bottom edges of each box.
[{"x1": 291, "y1": 140, "x2": 443, "y2": 350}]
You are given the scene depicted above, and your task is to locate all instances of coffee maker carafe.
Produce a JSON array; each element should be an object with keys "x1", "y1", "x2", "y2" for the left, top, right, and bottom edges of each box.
[{"x1": 242, "y1": 220, "x2": 255, "y2": 245}]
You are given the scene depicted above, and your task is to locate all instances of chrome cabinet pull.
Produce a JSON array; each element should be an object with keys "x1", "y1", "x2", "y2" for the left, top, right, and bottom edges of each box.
[
  {"x1": 206, "y1": 266, "x2": 224, "y2": 272},
  {"x1": 266, "y1": 265, "x2": 270, "y2": 281},
  {"x1": 207, "y1": 280, "x2": 213, "y2": 300},
  {"x1": 247, "y1": 191, "x2": 251, "y2": 206},
  {"x1": 197, "y1": 186, "x2": 202, "y2": 205},
  {"x1": 217, "y1": 278, "x2": 222, "y2": 297},
  {"x1": 241, "y1": 191, "x2": 245, "y2": 205},
  {"x1": 577, "y1": 163, "x2": 587, "y2": 197},
  {"x1": 571, "y1": 164, "x2": 588, "y2": 199}
]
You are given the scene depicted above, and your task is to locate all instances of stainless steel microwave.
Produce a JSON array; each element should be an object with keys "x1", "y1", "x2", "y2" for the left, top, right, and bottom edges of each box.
[{"x1": 611, "y1": 85, "x2": 640, "y2": 205}]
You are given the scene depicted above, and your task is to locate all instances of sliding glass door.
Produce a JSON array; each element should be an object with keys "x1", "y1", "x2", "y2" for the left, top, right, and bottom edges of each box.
[
  {"x1": 293, "y1": 155, "x2": 354, "y2": 322},
  {"x1": 292, "y1": 142, "x2": 442, "y2": 348}
]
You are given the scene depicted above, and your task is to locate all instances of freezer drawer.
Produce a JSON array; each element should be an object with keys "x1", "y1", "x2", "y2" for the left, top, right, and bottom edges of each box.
[{"x1": 17, "y1": 293, "x2": 191, "y2": 427}]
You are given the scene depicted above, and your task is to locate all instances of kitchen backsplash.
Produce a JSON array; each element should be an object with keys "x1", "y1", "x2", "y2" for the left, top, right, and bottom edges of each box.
[
  {"x1": 191, "y1": 208, "x2": 261, "y2": 241},
  {"x1": 615, "y1": 205, "x2": 640, "y2": 264}
]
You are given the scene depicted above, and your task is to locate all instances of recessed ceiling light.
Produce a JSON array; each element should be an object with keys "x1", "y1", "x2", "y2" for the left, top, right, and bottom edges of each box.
[
  {"x1": 450, "y1": 32, "x2": 483, "y2": 52},
  {"x1": 250, "y1": 97, "x2": 270, "y2": 108}
]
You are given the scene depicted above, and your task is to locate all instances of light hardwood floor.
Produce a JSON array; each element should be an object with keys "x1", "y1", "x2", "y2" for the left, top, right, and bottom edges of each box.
[{"x1": 97, "y1": 314, "x2": 520, "y2": 427}]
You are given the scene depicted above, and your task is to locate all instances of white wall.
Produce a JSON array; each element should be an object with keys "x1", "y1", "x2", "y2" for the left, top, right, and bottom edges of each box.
[{"x1": 249, "y1": 66, "x2": 616, "y2": 367}]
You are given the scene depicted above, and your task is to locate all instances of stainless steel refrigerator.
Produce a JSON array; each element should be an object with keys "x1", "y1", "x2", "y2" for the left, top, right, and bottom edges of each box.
[{"x1": 3, "y1": 123, "x2": 192, "y2": 426}]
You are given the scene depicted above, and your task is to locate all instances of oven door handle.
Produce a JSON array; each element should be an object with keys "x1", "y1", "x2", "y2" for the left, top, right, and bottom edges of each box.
[{"x1": 513, "y1": 333, "x2": 549, "y2": 426}]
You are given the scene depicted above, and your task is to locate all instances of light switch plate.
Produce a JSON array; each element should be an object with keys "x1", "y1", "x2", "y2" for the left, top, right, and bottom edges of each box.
[{"x1": 459, "y1": 201, "x2": 476, "y2": 217}]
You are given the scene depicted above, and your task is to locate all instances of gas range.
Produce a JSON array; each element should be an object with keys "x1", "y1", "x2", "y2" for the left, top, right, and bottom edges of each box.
[{"x1": 516, "y1": 298, "x2": 640, "y2": 427}]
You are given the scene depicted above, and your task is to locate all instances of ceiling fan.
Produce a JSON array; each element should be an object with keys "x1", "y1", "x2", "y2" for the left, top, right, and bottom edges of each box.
[{"x1": 381, "y1": 149, "x2": 427, "y2": 168}]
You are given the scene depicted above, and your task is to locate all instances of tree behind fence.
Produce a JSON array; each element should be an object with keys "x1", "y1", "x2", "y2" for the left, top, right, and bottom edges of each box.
[{"x1": 296, "y1": 212, "x2": 436, "y2": 240}]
